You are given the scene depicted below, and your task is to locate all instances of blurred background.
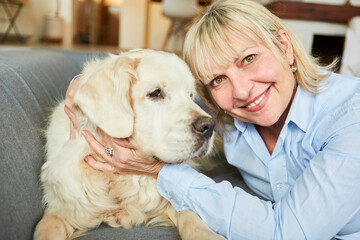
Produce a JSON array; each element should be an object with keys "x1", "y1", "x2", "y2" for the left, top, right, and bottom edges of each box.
[{"x1": 0, "y1": 0, "x2": 359, "y2": 75}]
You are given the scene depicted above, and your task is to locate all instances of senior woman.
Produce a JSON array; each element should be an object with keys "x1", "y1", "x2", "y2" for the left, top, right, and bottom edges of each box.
[{"x1": 66, "y1": 0, "x2": 360, "y2": 239}]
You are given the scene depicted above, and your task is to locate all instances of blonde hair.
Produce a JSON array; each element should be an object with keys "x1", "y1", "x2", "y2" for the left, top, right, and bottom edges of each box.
[{"x1": 183, "y1": 0, "x2": 336, "y2": 132}]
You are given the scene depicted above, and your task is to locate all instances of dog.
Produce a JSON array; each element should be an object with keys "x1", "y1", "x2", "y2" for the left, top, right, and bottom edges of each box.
[{"x1": 34, "y1": 49, "x2": 225, "y2": 240}]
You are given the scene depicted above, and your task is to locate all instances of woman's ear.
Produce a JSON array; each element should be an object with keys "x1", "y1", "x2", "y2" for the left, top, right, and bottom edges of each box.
[{"x1": 278, "y1": 29, "x2": 294, "y2": 65}]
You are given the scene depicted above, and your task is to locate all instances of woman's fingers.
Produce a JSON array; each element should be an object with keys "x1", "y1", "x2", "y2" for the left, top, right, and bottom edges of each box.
[
  {"x1": 64, "y1": 104, "x2": 78, "y2": 139},
  {"x1": 69, "y1": 121, "x2": 77, "y2": 139},
  {"x1": 85, "y1": 155, "x2": 115, "y2": 172},
  {"x1": 64, "y1": 77, "x2": 80, "y2": 112},
  {"x1": 64, "y1": 76, "x2": 81, "y2": 139},
  {"x1": 82, "y1": 130, "x2": 113, "y2": 164},
  {"x1": 113, "y1": 138, "x2": 135, "y2": 149},
  {"x1": 82, "y1": 130, "x2": 164, "y2": 178}
]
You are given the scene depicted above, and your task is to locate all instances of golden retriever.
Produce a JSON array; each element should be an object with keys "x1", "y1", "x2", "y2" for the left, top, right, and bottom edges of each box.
[{"x1": 34, "y1": 49, "x2": 224, "y2": 240}]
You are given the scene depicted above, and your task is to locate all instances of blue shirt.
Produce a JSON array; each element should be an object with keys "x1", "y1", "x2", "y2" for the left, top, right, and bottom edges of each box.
[{"x1": 157, "y1": 73, "x2": 360, "y2": 240}]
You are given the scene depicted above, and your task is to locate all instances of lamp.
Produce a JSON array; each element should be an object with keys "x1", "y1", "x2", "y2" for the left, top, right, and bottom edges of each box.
[{"x1": 42, "y1": 0, "x2": 64, "y2": 42}]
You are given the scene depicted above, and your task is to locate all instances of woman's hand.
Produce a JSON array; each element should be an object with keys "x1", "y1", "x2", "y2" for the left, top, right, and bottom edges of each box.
[
  {"x1": 82, "y1": 130, "x2": 165, "y2": 179},
  {"x1": 64, "y1": 76, "x2": 81, "y2": 139}
]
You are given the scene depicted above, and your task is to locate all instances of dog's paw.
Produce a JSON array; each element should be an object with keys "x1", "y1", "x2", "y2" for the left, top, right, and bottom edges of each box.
[{"x1": 34, "y1": 214, "x2": 68, "y2": 240}]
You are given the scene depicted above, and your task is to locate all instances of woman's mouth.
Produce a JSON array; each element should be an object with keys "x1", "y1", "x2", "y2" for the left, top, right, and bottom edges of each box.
[
  {"x1": 241, "y1": 87, "x2": 270, "y2": 110},
  {"x1": 246, "y1": 91, "x2": 266, "y2": 108}
]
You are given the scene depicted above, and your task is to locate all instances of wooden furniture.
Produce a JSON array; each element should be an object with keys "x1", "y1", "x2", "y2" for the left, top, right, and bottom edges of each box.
[
  {"x1": 0, "y1": 0, "x2": 24, "y2": 43},
  {"x1": 266, "y1": 1, "x2": 360, "y2": 24}
]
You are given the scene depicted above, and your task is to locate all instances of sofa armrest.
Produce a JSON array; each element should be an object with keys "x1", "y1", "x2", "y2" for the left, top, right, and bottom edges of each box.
[{"x1": 0, "y1": 48, "x2": 102, "y2": 239}]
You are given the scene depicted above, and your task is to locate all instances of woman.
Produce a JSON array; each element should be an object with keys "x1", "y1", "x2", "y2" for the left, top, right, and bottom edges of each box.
[{"x1": 66, "y1": 0, "x2": 360, "y2": 239}]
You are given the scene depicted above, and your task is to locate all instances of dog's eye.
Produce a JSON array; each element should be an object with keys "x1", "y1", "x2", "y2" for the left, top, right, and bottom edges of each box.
[{"x1": 147, "y1": 88, "x2": 163, "y2": 99}]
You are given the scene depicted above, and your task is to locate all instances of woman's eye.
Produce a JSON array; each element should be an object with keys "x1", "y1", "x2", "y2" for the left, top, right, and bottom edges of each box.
[
  {"x1": 244, "y1": 54, "x2": 255, "y2": 63},
  {"x1": 210, "y1": 77, "x2": 224, "y2": 87},
  {"x1": 147, "y1": 88, "x2": 163, "y2": 99}
]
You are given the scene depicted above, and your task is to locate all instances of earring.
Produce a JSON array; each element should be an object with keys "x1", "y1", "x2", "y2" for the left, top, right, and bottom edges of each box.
[{"x1": 291, "y1": 64, "x2": 297, "y2": 73}]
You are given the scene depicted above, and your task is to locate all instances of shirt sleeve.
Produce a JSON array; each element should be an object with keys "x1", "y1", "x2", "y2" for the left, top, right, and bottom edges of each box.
[
  {"x1": 157, "y1": 112, "x2": 360, "y2": 240},
  {"x1": 157, "y1": 163, "x2": 275, "y2": 239}
]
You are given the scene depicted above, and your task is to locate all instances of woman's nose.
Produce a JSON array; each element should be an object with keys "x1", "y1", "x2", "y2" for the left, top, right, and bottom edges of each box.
[{"x1": 230, "y1": 74, "x2": 254, "y2": 100}]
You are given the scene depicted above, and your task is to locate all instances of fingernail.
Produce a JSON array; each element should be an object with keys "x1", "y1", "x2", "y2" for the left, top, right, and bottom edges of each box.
[{"x1": 82, "y1": 130, "x2": 86, "y2": 136}]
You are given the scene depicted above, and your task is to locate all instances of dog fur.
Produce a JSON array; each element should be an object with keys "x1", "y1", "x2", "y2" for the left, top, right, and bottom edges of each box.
[{"x1": 34, "y1": 49, "x2": 224, "y2": 240}]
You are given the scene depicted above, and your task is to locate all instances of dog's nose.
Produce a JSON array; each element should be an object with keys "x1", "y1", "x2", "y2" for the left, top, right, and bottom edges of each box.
[{"x1": 192, "y1": 117, "x2": 215, "y2": 139}]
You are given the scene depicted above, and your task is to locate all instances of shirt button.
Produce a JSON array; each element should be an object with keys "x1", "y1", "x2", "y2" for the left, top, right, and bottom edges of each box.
[{"x1": 276, "y1": 183, "x2": 284, "y2": 189}]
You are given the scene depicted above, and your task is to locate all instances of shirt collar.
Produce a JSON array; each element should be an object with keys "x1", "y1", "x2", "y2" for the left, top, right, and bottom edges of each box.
[
  {"x1": 234, "y1": 118, "x2": 247, "y2": 132},
  {"x1": 285, "y1": 85, "x2": 315, "y2": 132}
]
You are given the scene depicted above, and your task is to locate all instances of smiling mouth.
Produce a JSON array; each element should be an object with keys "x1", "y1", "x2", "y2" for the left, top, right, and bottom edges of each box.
[{"x1": 242, "y1": 87, "x2": 270, "y2": 109}]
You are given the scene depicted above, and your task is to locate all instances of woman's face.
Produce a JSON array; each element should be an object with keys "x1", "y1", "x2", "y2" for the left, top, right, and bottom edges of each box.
[{"x1": 206, "y1": 31, "x2": 296, "y2": 127}]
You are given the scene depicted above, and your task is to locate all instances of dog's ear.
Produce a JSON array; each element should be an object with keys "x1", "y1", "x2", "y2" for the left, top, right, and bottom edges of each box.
[{"x1": 72, "y1": 55, "x2": 137, "y2": 138}]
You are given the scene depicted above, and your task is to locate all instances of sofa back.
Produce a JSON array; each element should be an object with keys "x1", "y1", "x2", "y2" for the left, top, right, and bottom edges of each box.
[{"x1": 0, "y1": 49, "x2": 104, "y2": 240}]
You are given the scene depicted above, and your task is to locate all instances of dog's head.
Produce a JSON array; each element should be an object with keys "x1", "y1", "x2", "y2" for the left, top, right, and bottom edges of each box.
[{"x1": 72, "y1": 49, "x2": 215, "y2": 163}]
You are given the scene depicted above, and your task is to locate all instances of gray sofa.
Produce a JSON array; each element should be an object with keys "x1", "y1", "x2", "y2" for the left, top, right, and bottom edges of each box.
[{"x1": 0, "y1": 48, "x2": 247, "y2": 240}]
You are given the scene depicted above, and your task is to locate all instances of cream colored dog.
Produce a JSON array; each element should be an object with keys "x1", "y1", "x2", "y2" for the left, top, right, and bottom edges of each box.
[{"x1": 34, "y1": 49, "x2": 224, "y2": 240}]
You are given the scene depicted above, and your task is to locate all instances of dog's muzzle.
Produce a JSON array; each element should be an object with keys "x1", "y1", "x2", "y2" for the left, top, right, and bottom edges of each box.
[{"x1": 191, "y1": 117, "x2": 215, "y2": 139}]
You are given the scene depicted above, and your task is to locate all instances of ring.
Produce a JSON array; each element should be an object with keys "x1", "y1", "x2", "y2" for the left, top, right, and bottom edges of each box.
[{"x1": 105, "y1": 148, "x2": 113, "y2": 157}]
